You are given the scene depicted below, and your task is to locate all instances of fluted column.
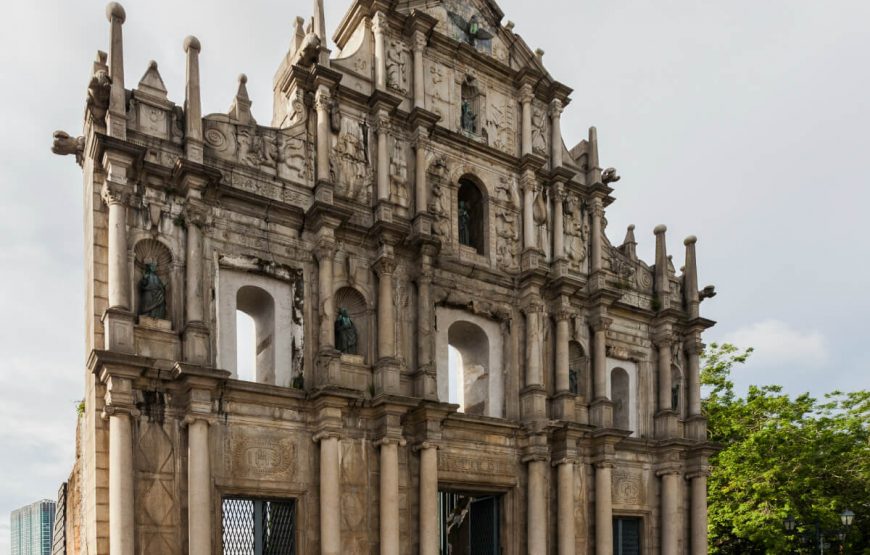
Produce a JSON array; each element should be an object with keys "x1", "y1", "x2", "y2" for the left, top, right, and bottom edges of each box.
[
  {"x1": 375, "y1": 256, "x2": 396, "y2": 360},
  {"x1": 315, "y1": 242, "x2": 336, "y2": 350},
  {"x1": 104, "y1": 190, "x2": 130, "y2": 311},
  {"x1": 417, "y1": 443, "x2": 439, "y2": 555},
  {"x1": 378, "y1": 438, "x2": 404, "y2": 555},
  {"x1": 590, "y1": 197, "x2": 604, "y2": 274},
  {"x1": 412, "y1": 31, "x2": 426, "y2": 109},
  {"x1": 184, "y1": 36, "x2": 204, "y2": 163},
  {"x1": 372, "y1": 12, "x2": 387, "y2": 91},
  {"x1": 414, "y1": 133, "x2": 429, "y2": 216},
  {"x1": 187, "y1": 417, "x2": 211, "y2": 555},
  {"x1": 595, "y1": 462, "x2": 614, "y2": 555},
  {"x1": 526, "y1": 455, "x2": 549, "y2": 554},
  {"x1": 555, "y1": 309, "x2": 571, "y2": 393},
  {"x1": 376, "y1": 112, "x2": 391, "y2": 202},
  {"x1": 556, "y1": 458, "x2": 576, "y2": 555},
  {"x1": 520, "y1": 84, "x2": 534, "y2": 156},
  {"x1": 315, "y1": 432, "x2": 341, "y2": 555},
  {"x1": 105, "y1": 2, "x2": 127, "y2": 139},
  {"x1": 659, "y1": 469, "x2": 682, "y2": 555},
  {"x1": 522, "y1": 172, "x2": 537, "y2": 251},
  {"x1": 689, "y1": 471, "x2": 709, "y2": 555},
  {"x1": 315, "y1": 87, "x2": 332, "y2": 183},
  {"x1": 550, "y1": 99, "x2": 564, "y2": 168}
]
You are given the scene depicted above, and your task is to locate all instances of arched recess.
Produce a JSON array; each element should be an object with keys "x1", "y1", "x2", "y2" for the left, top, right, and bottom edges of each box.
[
  {"x1": 457, "y1": 177, "x2": 486, "y2": 255},
  {"x1": 133, "y1": 239, "x2": 174, "y2": 323},
  {"x1": 611, "y1": 367, "x2": 631, "y2": 431},
  {"x1": 568, "y1": 341, "x2": 587, "y2": 397},
  {"x1": 671, "y1": 364, "x2": 684, "y2": 417},
  {"x1": 448, "y1": 321, "x2": 490, "y2": 415},
  {"x1": 435, "y1": 307, "x2": 504, "y2": 418},
  {"x1": 335, "y1": 286, "x2": 370, "y2": 363},
  {"x1": 236, "y1": 286, "x2": 276, "y2": 384}
]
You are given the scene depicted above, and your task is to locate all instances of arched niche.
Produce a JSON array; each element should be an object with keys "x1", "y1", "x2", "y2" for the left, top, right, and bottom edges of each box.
[
  {"x1": 457, "y1": 177, "x2": 487, "y2": 255},
  {"x1": 671, "y1": 364, "x2": 684, "y2": 417},
  {"x1": 435, "y1": 307, "x2": 504, "y2": 418},
  {"x1": 133, "y1": 239, "x2": 174, "y2": 324},
  {"x1": 568, "y1": 341, "x2": 588, "y2": 397},
  {"x1": 216, "y1": 266, "x2": 300, "y2": 387},
  {"x1": 335, "y1": 286, "x2": 370, "y2": 363},
  {"x1": 611, "y1": 367, "x2": 631, "y2": 431}
]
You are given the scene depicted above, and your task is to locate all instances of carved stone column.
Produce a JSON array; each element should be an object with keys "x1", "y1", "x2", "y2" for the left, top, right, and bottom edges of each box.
[
  {"x1": 595, "y1": 462, "x2": 614, "y2": 555},
  {"x1": 315, "y1": 241, "x2": 336, "y2": 351},
  {"x1": 376, "y1": 111, "x2": 391, "y2": 202},
  {"x1": 101, "y1": 150, "x2": 135, "y2": 354},
  {"x1": 412, "y1": 31, "x2": 426, "y2": 109},
  {"x1": 689, "y1": 469, "x2": 710, "y2": 555},
  {"x1": 315, "y1": 87, "x2": 332, "y2": 184},
  {"x1": 522, "y1": 171, "x2": 537, "y2": 251},
  {"x1": 656, "y1": 334, "x2": 674, "y2": 413},
  {"x1": 686, "y1": 335, "x2": 703, "y2": 417},
  {"x1": 182, "y1": 198, "x2": 210, "y2": 364},
  {"x1": 525, "y1": 451, "x2": 549, "y2": 555},
  {"x1": 414, "y1": 132, "x2": 429, "y2": 217},
  {"x1": 103, "y1": 375, "x2": 138, "y2": 555},
  {"x1": 552, "y1": 181, "x2": 566, "y2": 260},
  {"x1": 555, "y1": 457, "x2": 576, "y2": 555},
  {"x1": 590, "y1": 197, "x2": 604, "y2": 274},
  {"x1": 659, "y1": 468, "x2": 682, "y2": 555},
  {"x1": 555, "y1": 309, "x2": 571, "y2": 393},
  {"x1": 590, "y1": 316, "x2": 613, "y2": 427},
  {"x1": 377, "y1": 437, "x2": 405, "y2": 555},
  {"x1": 105, "y1": 3, "x2": 127, "y2": 139},
  {"x1": 374, "y1": 251, "x2": 400, "y2": 393},
  {"x1": 416, "y1": 442, "x2": 439, "y2": 555},
  {"x1": 373, "y1": 12, "x2": 387, "y2": 91},
  {"x1": 415, "y1": 246, "x2": 437, "y2": 398},
  {"x1": 187, "y1": 416, "x2": 211, "y2": 555},
  {"x1": 520, "y1": 84, "x2": 534, "y2": 156},
  {"x1": 315, "y1": 432, "x2": 341, "y2": 555},
  {"x1": 550, "y1": 99, "x2": 564, "y2": 168},
  {"x1": 524, "y1": 303, "x2": 543, "y2": 388}
]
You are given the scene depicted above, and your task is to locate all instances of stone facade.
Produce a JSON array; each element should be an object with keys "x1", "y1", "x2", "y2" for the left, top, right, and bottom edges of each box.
[{"x1": 52, "y1": 1, "x2": 717, "y2": 553}]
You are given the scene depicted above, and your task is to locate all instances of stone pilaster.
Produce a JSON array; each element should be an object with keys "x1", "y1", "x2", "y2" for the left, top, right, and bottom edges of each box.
[
  {"x1": 552, "y1": 306, "x2": 576, "y2": 421},
  {"x1": 590, "y1": 197, "x2": 605, "y2": 275},
  {"x1": 372, "y1": 12, "x2": 387, "y2": 91},
  {"x1": 521, "y1": 301, "x2": 547, "y2": 420},
  {"x1": 654, "y1": 329, "x2": 679, "y2": 438},
  {"x1": 102, "y1": 373, "x2": 138, "y2": 555},
  {"x1": 688, "y1": 467, "x2": 711, "y2": 555},
  {"x1": 554, "y1": 456, "x2": 576, "y2": 555},
  {"x1": 415, "y1": 442, "x2": 439, "y2": 555},
  {"x1": 590, "y1": 315, "x2": 613, "y2": 428},
  {"x1": 376, "y1": 437, "x2": 406, "y2": 555},
  {"x1": 550, "y1": 98, "x2": 564, "y2": 168},
  {"x1": 595, "y1": 462, "x2": 614, "y2": 555},
  {"x1": 375, "y1": 110, "x2": 391, "y2": 205},
  {"x1": 552, "y1": 181, "x2": 566, "y2": 261},
  {"x1": 521, "y1": 170, "x2": 537, "y2": 252},
  {"x1": 411, "y1": 30, "x2": 426, "y2": 109},
  {"x1": 414, "y1": 245, "x2": 438, "y2": 399},
  {"x1": 101, "y1": 149, "x2": 135, "y2": 354},
  {"x1": 314, "y1": 430, "x2": 342, "y2": 555},
  {"x1": 523, "y1": 439, "x2": 549, "y2": 555},
  {"x1": 413, "y1": 131, "x2": 430, "y2": 219},
  {"x1": 185, "y1": 387, "x2": 213, "y2": 555},
  {"x1": 374, "y1": 250, "x2": 400, "y2": 394},
  {"x1": 519, "y1": 83, "x2": 534, "y2": 157},
  {"x1": 314, "y1": 87, "x2": 332, "y2": 184},
  {"x1": 182, "y1": 199, "x2": 210, "y2": 364},
  {"x1": 685, "y1": 335, "x2": 707, "y2": 440},
  {"x1": 658, "y1": 467, "x2": 683, "y2": 555}
]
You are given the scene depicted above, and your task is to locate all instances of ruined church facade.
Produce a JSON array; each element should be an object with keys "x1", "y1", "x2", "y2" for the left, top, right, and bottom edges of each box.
[{"x1": 53, "y1": 1, "x2": 717, "y2": 553}]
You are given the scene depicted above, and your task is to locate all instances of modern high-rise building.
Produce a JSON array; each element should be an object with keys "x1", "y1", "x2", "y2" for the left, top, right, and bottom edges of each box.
[{"x1": 10, "y1": 500, "x2": 56, "y2": 555}]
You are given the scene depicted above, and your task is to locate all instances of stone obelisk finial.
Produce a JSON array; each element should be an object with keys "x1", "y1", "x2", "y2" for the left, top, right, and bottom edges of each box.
[
  {"x1": 654, "y1": 225, "x2": 671, "y2": 310},
  {"x1": 313, "y1": 0, "x2": 329, "y2": 66},
  {"x1": 105, "y1": 2, "x2": 127, "y2": 139},
  {"x1": 228, "y1": 74, "x2": 255, "y2": 126},
  {"x1": 588, "y1": 126, "x2": 603, "y2": 186},
  {"x1": 684, "y1": 236, "x2": 700, "y2": 319},
  {"x1": 622, "y1": 225, "x2": 638, "y2": 261},
  {"x1": 183, "y1": 36, "x2": 203, "y2": 163}
]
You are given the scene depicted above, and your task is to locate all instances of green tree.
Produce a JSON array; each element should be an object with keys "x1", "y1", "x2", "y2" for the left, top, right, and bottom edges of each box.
[{"x1": 702, "y1": 343, "x2": 869, "y2": 554}]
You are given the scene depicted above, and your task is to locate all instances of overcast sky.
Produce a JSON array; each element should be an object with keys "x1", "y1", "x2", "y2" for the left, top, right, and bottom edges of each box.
[{"x1": 1, "y1": 0, "x2": 868, "y2": 550}]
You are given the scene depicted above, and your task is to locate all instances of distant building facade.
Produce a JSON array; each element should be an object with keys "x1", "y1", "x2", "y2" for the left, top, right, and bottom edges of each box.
[
  {"x1": 11, "y1": 500, "x2": 56, "y2": 555},
  {"x1": 51, "y1": 0, "x2": 719, "y2": 553}
]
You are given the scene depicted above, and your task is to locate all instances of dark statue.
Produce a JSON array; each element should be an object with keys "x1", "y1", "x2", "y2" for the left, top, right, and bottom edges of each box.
[
  {"x1": 448, "y1": 12, "x2": 493, "y2": 46},
  {"x1": 335, "y1": 307, "x2": 358, "y2": 355},
  {"x1": 671, "y1": 383, "x2": 681, "y2": 411},
  {"x1": 460, "y1": 99, "x2": 476, "y2": 133},
  {"x1": 138, "y1": 263, "x2": 167, "y2": 319},
  {"x1": 458, "y1": 200, "x2": 472, "y2": 246},
  {"x1": 569, "y1": 368, "x2": 580, "y2": 395}
]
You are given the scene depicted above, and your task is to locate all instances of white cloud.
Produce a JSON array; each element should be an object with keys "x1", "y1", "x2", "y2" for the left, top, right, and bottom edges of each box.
[{"x1": 722, "y1": 319, "x2": 829, "y2": 367}]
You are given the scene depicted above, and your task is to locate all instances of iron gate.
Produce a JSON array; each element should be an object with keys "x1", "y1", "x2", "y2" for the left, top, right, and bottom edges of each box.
[{"x1": 222, "y1": 498, "x2": 296, "y2": 555}]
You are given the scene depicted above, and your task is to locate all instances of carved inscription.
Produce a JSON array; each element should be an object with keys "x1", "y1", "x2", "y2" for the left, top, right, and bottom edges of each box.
[
  {"x1": 229, "y1": 436, "x2": 297, "y2": 480},
  {"x1": 439, "y1": 453, "x2": 513, "y2": 477},
  {"x1": 612, "y1": 468, "x2": 642, "y2": 505}
]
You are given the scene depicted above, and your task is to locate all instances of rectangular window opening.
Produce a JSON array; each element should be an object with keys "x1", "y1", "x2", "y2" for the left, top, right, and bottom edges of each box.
[
  {"x1": 222, "y1": 497, "x2": 297, "y2": 555},
  {"x1": 439, "y1": 491, "x2": 501, "y2": 555},
  {"x1": 613, "y1": 516, "x2": 642, "y2": 555}
]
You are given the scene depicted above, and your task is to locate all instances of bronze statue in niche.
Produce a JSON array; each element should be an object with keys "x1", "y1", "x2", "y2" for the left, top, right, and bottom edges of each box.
[
  {"x1": 138, "y1": 263, "x2": 167, "y2": 319},
  {"x1": 335, "y1": 307, "x2": 358, "y2": 355}
]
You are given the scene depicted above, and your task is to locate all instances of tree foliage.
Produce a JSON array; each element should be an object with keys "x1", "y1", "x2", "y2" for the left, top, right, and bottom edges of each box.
[{"x1": 702, "y1": 343, "x2": 869, "y2": 554}]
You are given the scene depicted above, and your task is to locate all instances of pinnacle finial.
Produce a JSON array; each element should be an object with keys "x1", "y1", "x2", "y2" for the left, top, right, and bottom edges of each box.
[
  {"x1": 106, "y1": 2, "x2": 126, "y2": 23},
  {"x1": 184, "y1": 35, "x2": 201, "y2": 53}
]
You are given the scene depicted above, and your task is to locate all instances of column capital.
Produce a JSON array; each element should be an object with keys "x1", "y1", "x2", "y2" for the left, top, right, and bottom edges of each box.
[
  {"x1": 653, "y1": 331, "x2": 677, "y2": 348},
  {"x1": 375, "y1": 437, "x2": 407, "y2": 448},
  {"x1": 594, "y1": 461, "x2": 615, "y2": 470},
  {"x1": 590, "y1": 197, "x2": 605, "y2": 218},
  {"x1": 312, "y1": 430, "x2": 342, "y2": 443},
  {"x1": 590, "y1": 316, "x2": 613, "y2": 333},
  {"x1": 314, "y1": 241, "x2": 336, "y2": 262},
  {"x1": 522, "y1": 453, "x2": 550, "y2": 464},
  {"x1": 554, "y1": 308, "x2": 574, "y2": 322},
  {"x1": 373, "y1": 256, "x2": 397, "y2": 277},
  {"x1": 182, "y1": 414, "x2": 211, "y2": 428},
  {"x1": 101, "y1": 404, "x2": 140, "y2": 420},
  {"x1": 412, "y1": 129, "x2": 431, "y2": 150},
  {"x1": 551, "y1": 457, "x2": 576, "y2": 467},
  {"x1": 686, "y1": 467, "x2": 712, "y2": 480},
  {"x1": 522, "y1": 301, "x2": 545, "y2": 316},
  {"x1": 372, "y1": 11, "x2": 388, "y2": 34},
  {"x1": 521, "y1": 171, "x2": 539, "y2": 193},
  {"x1": 412, "y1": 441, "x2": 440, "y2": 453},
  {"x1": 314, "y1": 87, "x2": 332, "y2": 111},
  {"x1": 101, "y1": 182, "x2": 132, "y2": 206},
  {"x1": 184, "y1": 202, "x2": 211, "y2": 229},
  {"x1": 684, "y1": 335, "x2": 705, "y2": 354},
  {"x1": 374, "y1": 111, "x2": 392, "y2": 135},
  {"x1": 549, "y1": 98, "x2": 564, "y2": 118},
  {"x1": 519, "y1": 83, "x2": 535, "y2": 104},
  {"x1": 656, "y1": 466, "x2": 683, "y2": 478},
  {"x1": 412, "y1": 29, "x2": 428, "y2": 52}
]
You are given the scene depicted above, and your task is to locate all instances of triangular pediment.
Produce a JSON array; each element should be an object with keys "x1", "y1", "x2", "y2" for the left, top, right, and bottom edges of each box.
[{"x1": 136, "y1": 61, "x2": 168, "y2": 100}]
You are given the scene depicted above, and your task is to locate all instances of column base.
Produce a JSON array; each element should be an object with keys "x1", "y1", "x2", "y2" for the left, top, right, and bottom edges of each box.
[
  {"x1": 521, "y1": 248, "x2": 546, "y2": 273},
  {"x1": 375, "y1": 357, "x2": 402, "y2": 395},
  {"x1": 375, "y1": 201, "x2": 394, "y2": 223},
  {"x1": 686, "y1": 414, "x2": 708, "y2": 441},
  {"x1": 412, "y1": 365, "x2": 438, "y2": 400},
  {"x1": 590, "y1": 397, "x2": 614, "y2": 428},
  {"x1": 315, "y1": 349, "x2": 342, "y2": 388},
  {"x1": 314, "y1": 179, "x2": 335, "y2": 204},
  {"x1": 551, "y1": 391, "x2": 576, "y2": 421},
  {"x1": 550, "y1": 257, "x2": 570, "y2": 279},
  {"x1": 412, "y1": 213, "x2": 433, "y2": 237},
  {"x1": 521, "y1": 385, "x2": 548, "y2": 421},
  {"x1": 102, "y1": 307, "x2": 135, "y2": 354},
  {"x1": 182, "y1": 321, "x2": 210, "y2": 365},
  {"x1": 655, "y1": 410, "x2": 680, "y2": 439}
]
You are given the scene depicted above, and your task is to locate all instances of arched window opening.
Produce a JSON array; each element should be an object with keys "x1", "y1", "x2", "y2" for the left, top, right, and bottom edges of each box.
[
  {"x1": 448, "y1": 321, "x2": 490, "y2": 416},
  {"x1": 458, "y1": 179, "x2": 485, "y2": 254},
  {"x1": 335, "y1": 287, "x2": 369, "y2": 363},
  {"x1": 612, "y1": 367, "x2": 630, "y2": 430},
  {"x1": 235, "y1": 311, "x2": 256, "y2": 383},
  {"x1": 448, "y1": 345, "x2": 465, "y2": 409},
  {"x1": 236, "y1": 286, "x2": 276, "y2": 385},
  {"x1": 568, "y1": 341, "x2": 586, "y2": 397}
]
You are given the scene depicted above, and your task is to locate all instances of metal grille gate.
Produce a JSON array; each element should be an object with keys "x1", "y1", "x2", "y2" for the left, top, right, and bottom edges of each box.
[{"x1": 222, "y1": 498, "x2": 297, "y2": 555}]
